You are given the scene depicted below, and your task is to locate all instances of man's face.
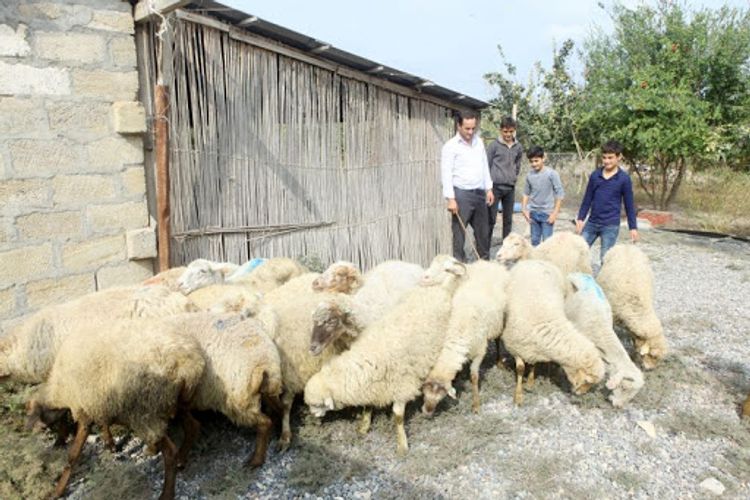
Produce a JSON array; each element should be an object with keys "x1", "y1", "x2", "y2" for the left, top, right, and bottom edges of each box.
[
  {"x1": 602, "y1": 152, "x2": 621, "y2": 171},
  {"x1": 500, "y1": 127, "x2": 516, "y2": 144},
  {"x1": 529, "y1": 157, "x2": 544, "y2": 171},
  {"x1": 457, "y1": 118, "x2": 477, "y2": 143}
]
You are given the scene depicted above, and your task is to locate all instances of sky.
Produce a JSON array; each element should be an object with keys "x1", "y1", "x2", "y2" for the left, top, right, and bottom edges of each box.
[{"x1": 221, "y1": 0, "x2": 749, "y2": 102}]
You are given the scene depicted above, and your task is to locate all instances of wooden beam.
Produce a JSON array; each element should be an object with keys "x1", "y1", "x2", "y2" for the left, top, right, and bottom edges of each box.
[
  {"x1": 154, "y1": 84, "x2": 171, "y2": 271},
  {"x1": 134, "y1": 0, "x2": 191, "y2": 23}
]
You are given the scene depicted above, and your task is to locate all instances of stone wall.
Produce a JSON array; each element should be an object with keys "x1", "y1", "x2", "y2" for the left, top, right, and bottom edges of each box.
[{"x1": 0, "y1": 0, "x2": 155, "y2": 330}]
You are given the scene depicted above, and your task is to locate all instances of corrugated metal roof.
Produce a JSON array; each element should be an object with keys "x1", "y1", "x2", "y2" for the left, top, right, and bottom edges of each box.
[{"x1": 181, "y1": 0, "x2": 489, "y2": 110}]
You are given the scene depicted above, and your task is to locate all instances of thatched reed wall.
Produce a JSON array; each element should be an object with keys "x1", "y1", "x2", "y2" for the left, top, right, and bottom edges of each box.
[{"x1": 140, "y1": 15, "x2": 457, "y2": 270}]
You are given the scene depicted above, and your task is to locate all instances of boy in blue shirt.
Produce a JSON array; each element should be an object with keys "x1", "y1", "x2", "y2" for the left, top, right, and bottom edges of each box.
[
  {"x1": 521, "y1": 146, "x2": 564, "y2": 246},
  {"x1": 576, "y1": 140, "x2": 639, "y2": 262}
]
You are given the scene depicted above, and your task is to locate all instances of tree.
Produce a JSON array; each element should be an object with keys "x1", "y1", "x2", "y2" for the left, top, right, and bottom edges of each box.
[
  {"x1": 577, "y1": 1, "x2": 750, "y2": 209},
  {"x1": 483, "y1": 42, "x2": 581, "y2": 154}
]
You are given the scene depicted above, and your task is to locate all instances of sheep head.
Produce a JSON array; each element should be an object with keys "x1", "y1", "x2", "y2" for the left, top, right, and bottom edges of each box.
[
  {"x1": 606, "y1": 370, "x2": 644, "y2": 408},
  {"x1": 312, "y1": 261, "x2": 363, "y2": 294},
  {"x1": 310, "y1": 296, "x2": 362, "y2": 356},
  {"x1": 421, "y1": 255, "x2": 466, "y2": 287},
  {"x1": 564, "y1": 355, "x2": 605, "y2": 395},
  {"x1": 421, "y1": 379, "x2": 456, "y2": 417},
  {"x1": 304, "y1": 375, "x2": 335, "y2": 417},
  {"x1": 635, "y1": 334, "x2": 668, "y2": 370},
  {"x1": 177, "y1": 259, "x2": 238, "y2": 294},
  {"x1": 495, "y1": 233, "x2": 531, "y2": 267}
]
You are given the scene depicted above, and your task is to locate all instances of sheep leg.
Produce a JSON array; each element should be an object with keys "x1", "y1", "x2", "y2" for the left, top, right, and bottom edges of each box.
[
  {"x1": 357, "y1": 407, "x2": 372, "y2": 435},
  {"x1": 54, "y1": 420, "x2": 90, "y2": 498},
  {"x1": 157, "y1": 435, "x2": 179, "y2": 500},
  {"x1": 277, "y1": 392, "x2": 294, "y2": 453},
  {"x1": 100, "y1": 424, "x2": 116, "y2": 452},
  {"x1": 495, "y1": 338, "x2": 505, "y2": 368},
  {"x1": 245, "y1": 412, "x2": 273, "y2": 468},
  {"x1": 470, "y1": 355, "x2": 483, "y2": 414},
  {"x1": 526, "y1": 364, "x2": 536, "y2": 389},
  {"x1": 513, "y1": 357, "x2": 525, "y2": 406},
  {"x1": 175, "y1": 409, "x2": 200, "y2": 469},
  {"x1": 393, "y1": 401, "x2": 408, "y2": 456}
]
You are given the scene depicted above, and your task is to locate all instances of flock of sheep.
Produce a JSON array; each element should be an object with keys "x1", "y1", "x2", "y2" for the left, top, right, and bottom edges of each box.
[{"x1": 0, "y1": 231, "x2": 673, "y2": 499}]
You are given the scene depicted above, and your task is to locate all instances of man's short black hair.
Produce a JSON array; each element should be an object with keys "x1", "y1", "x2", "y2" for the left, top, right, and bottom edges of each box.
[
  {"x1": 455, "y1": 109, "x2": 479, "y2": 126},
  {"x1": 527, "y1": 145, "x2": 544, "y2": 159},
  {"x1": 601, "y1": 140, "x2": 623, "y2": 155},
  {"x1": 500, "y1": 116, "x2": 517, "y2": 129}
]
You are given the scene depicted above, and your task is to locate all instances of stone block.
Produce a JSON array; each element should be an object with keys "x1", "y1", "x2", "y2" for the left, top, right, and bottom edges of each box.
[
  {"x1": 16, "y1": 211, "x2": 83, "y2": 242},
  {"x1": 120, "y1": 166, "x2": 147, "y2": 196},
  {"x1": 0, "y1": 286, "x2": 16, "y2": 318},
  {"x1": 72, "y1": 69, "x2": 137, "y2": 101},
  {"x1": 89, "y1": 10, "x2": 135, "y2": 34},
  {"x1": 35, "y1": 32, "x2": 106, "y2": 64},
  {"x1": 0, "y1": 24, "x2": 31, "y2": 57},
  {"x1": 0, "y1": 97, "x2": 49, "y2": 135},
  {"x1": 87, "y1": 201, "x2": 148, "y2": 233},
  {"x1": 47, "y1": 100, "x2": 110, "y2": 138},
  {"x1": 112, "y1": 101, "x2": 146, "y2": 134},
  {"x1": 18, "y1": 3, "x2": 93, "y2": 30},
  {"x1": 87, "y1": 136, "x2": 144, "y2": 170},
  {"x1": 52, "y1": 174, "x2": 117, "y2": 207},
  {"x1": 62, "y1": 234, "x2": 125, "y2": 272},
  {"x1": 0, "y1": 244, "x2": 54, "y2": 285},
  {"x1": 96, "y1": 261, "x2": 153, "y2": 289},
  {"x1": 0, "y1": 218, "x2": 14, "y2": 246},
  {"x1": 0, "y1": 179, "x2": 51, "y2": 216},
  {"x1": 8, "y1": 139, "x2": 83, "y2": 178},
  {"x1": 0, "y1": 61, "x2": 71, "y2": 96},
  {"x1": 25, "y1": 273, "x2": 95, "y2": 310},
  {"x1": 110, "y1": 36, "x2": 137, "y2": 68},
  {"x1": 126, "y1": 227, "x2": 157, "y2": 259}
]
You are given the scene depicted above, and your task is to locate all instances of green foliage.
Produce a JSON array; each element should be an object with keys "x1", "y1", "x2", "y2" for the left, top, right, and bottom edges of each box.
[
  {"x1": 576, "y1": 1, "x2": 750, "y2": 208},
  {"x1": 483, "y1": 41, "x2": 582, "y2": 154}
]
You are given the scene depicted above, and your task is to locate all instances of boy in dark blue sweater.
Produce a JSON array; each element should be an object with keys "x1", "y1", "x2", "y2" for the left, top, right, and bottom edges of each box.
[{"x1": 575, "y1": 140, "x2": 638, "y2": 262}]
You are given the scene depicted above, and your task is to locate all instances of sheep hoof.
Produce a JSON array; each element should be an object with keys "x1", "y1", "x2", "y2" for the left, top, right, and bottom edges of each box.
[
  {"x1": 396, "y1": 445, "x2": 409, "y2": 457},
  {"x1": 276, "y1": 439, "x2": 290, "y2": 454},
  {"x1": 244, "y1": 456, "x2": 264, "y2": 469}
]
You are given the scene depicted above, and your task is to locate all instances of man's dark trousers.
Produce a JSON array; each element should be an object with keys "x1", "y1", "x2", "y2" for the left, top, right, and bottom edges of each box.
[
  {"x1": 489, "y1": 183, "x2": 515, "y2": 241},
  {"x1": 452, "y1": 187, "x2": 490, "y2": 262}
]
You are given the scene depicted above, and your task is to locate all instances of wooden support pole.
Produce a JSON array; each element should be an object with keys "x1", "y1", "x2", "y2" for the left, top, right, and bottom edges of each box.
[{"x1": 155, "y1": 84, "x2": 171, "y2": 272}]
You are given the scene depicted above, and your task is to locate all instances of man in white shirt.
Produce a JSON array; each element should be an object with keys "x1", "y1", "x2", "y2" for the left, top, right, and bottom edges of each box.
[{"x1": 440, "y1": 110, "x2": 494, "y2": 261}]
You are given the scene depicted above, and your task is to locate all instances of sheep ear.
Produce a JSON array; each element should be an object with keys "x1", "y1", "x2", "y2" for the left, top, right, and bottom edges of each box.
[
  {"x1": 324, "y1": 397, "x2": 335, "y2": 410},
  {"x1": 639, "y1": 343, "x2": 651, "y2": 355},
  {"x1": 447, "y1": 386, "x2": 457, "y2": 399}
]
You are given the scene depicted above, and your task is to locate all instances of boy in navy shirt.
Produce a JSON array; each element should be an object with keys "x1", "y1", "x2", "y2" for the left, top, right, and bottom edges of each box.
[{"x1": 575, "y1": 140, "x2": 638, "y2": 262}]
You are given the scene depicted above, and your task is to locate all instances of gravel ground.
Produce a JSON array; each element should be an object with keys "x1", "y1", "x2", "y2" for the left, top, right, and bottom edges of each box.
[{"x1": 4, "y1": 213, "x2": 750, "y2": 500}]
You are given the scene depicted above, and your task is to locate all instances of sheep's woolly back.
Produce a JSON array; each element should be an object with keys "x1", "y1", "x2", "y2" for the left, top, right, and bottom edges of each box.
[
  {"x1": 176, "y1": 259, "x2": 239, "y2": 294},
  {"x1": 352, "y1": 260, "x2": 424, "y2": 326},
  {"x1": 227, "y1": 257, "x2": 307, "y2": 292},
  {"x1": 35, "y1": 317, "x2": 205, "y2": 446},
  {"x1": 257, "y1": 273, "x2": 343, "y2": 396},
  {"x1": 304, "y1": 256, "x2": 465, "y2": 410},
  {"x1": 565, "y1": 273, "x2": 644, "y2": 407},
  {"x1": 0, "y1": 285, "x2": 196, "y2": 383},
  {"x1": 531, "y1": 232, "x2": 593, "y2": 276},
  {"x1": 187, "y1": 283, "x2": 262, "y2": 316},
  {"x1": 503, "y1": 260, "x2": 604, "y2": 387},
  {"x1": 166, "y1": 312, "x2": 282, "y2": 427},
  {"x1": 142, "y1": 266, "x2": 186, "y2": 290},
  {"x1": 597, "y1": 244, "x2": 667, "y2": 368},
  {"x1": 428, "y1": 261, "x2": 510, "y2": 384}
]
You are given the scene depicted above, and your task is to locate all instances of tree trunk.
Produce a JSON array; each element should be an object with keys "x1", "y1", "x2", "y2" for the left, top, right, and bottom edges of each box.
[{"x1": 664, "y1": 157, "x2": 686, "y2": 209}]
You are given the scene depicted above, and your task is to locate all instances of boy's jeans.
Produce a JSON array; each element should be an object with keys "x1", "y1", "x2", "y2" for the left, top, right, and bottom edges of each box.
[
  {"x1": 529, "y1": 210, "x2": 554, "y2": 246},
  {"x1": 581, "y1": 221, "x2": 620, "y2": 262}
]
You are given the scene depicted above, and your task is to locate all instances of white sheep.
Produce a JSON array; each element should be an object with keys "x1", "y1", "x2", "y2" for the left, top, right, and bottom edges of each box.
[
  {"x1": 186, "y1": 283, "x2": 263, "y2": 317},
  {"x1": 165, "y1": 311, "x2": 283, "y2": 468},
  {"x1": 503, "y1": 259, "x2": 605, "y2": 405},
  {"x1": 176, "y1": 259, "x2": 240, "y2": 294},
  {"x1": 496, "y1": 231, "x2": 593, "y2": 277},
  {"x1": 142, "y1": 266, "x2": 187, "y2": 290},
  {"x1": 309, "y1": 260, "x2": 424, "y2": 355},
  {"x1": 596, "y1": 244, "x2": 668, "y2": 370},
  {"x1": 0, "y1": 285, "x2": 197, "y2": 384},
  {"x1": 421, "y1": 260, "x2": 510, "y2": 415},
  {"x1": 311, "y1": 261, "x2": 364, "y2": 294},
  {"x1": 228, "y1": 257, "x2": 308, "y2": 293},
  {"x1": 26, "y1": 316, "x2": 206, "y2": 499},
  {"x1": 564, "y1": 272, "x2": 644, "y2": 407},
  {"x1": 304, "y1": 255, "x2": 467, "y2": 455}
]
